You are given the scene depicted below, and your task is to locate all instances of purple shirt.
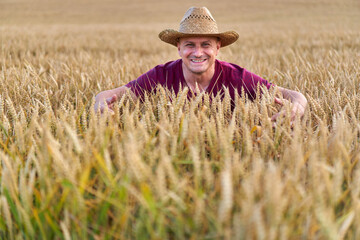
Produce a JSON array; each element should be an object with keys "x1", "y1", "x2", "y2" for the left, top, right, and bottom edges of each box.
[{"x1": 125, "y1": 59, "x2": 272, "y2": 101}]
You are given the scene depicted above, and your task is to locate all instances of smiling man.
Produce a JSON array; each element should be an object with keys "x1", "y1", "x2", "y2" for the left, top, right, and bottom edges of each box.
[{"x1": 95, "y1": 7, "x2": 307, "y2": 121}]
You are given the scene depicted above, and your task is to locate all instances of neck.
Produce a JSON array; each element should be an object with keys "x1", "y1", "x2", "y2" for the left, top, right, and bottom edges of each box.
[{"x1": 182, "y1": 62, "x2": 215, "y2": 91}]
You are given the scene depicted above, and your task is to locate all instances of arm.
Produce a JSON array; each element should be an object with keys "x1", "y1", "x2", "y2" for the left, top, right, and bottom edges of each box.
[
  {"x1": 271, "y1": 86, "x2": 307, "y2": 121},
  {"x1": 94, "y1": 86, "x2": 137, "y2": 113}
]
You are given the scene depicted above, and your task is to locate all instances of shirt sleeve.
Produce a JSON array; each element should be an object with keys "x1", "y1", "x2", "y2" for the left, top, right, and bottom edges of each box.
[
  {"x1": 125, "y1": 67, "x2": 160, "y2": 98},
  {"x1": 238, "y1": 68, "x2": 273, "y2": 101}
]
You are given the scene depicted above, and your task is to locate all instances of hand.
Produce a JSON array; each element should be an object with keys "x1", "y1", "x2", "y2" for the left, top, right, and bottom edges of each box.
[
  {"x1": 105, "y1": 94, "x2": 118, "y2": 114},
  {"x1": 95, "y1": 94, "x2": 117, "y2": 114},
  {"x1": 271, "y1": 97, "x2": 306, "y2": 124}
]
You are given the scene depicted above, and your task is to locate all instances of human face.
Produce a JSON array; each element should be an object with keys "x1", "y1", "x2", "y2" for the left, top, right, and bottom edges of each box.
[{"x1": 177, "y1": 37, "x2": 221, "y2": 76}]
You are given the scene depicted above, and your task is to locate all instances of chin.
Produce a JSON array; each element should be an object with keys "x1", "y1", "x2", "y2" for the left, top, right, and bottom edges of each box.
[
  {"x1": 190, "y1": 69, "x2": 206, "y2": 74},
  {"x1": 190, "y1": 65, "x2": 208, "y2": 73}
]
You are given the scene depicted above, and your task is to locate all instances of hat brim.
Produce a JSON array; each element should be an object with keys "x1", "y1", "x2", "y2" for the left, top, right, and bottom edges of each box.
[{"x1": 159, "y1": 29, "x2": 239, "y2": 48}]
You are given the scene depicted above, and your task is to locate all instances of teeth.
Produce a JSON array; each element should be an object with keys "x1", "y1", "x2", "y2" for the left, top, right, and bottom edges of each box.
[{"x1": 191, "y1": 59, "x2": 206, "y2": 63}]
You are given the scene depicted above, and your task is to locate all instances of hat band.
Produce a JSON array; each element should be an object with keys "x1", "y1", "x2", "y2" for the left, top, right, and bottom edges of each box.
[{"x1": 181, "y1": 14, "x2": 215, "y2": 23}]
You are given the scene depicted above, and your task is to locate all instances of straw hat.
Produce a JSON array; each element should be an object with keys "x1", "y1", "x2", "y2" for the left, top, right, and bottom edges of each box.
[{"x1": 159, "y1": 7, "x2": 239, "y2": 48}]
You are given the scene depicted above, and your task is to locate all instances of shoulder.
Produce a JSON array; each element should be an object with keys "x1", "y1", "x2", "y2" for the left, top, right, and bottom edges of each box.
[
  {"x1": 216, "y1": 60, "x2": 245, "y2": 81},
  {"x1": 216, "y1": 60, "x2": 271, "y2": 87},
  {"x1": 217, "y1": 60, "x2": 243, "y2": 70},
  {"x1": 217, "y1": 60, "x2": 245, "y2": 76},
  {"x1": 152, "y1": 59, "x2": 182, "y2": 72},
  {"x1": 140, "y1": 59, "x2": 180, "y2": 79},
  {"x1": 138, "y1": 59, "x2": 182, "y2": 86}
]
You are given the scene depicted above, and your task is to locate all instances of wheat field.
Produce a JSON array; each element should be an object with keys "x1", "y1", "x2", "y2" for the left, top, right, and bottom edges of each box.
[{"x1": 1, "y1": 0, "x2": 360, "y2": 239}]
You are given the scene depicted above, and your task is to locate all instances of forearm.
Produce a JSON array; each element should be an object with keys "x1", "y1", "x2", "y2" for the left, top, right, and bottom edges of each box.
[
  {"x1": 95, "y1": 86, "x2": 129, "y2": 100},
  {"x1": 94, "y1": 86, "x2": 137, "y2": 113}
]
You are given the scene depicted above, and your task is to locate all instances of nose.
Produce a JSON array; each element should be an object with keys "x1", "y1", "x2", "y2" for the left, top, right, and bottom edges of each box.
[{"x1": 193, "y1": 46, "x2": 203, "y2": 57}]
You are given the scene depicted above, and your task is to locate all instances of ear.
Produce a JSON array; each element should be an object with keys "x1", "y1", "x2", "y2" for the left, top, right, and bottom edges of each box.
[
  {"x1": 177, "y1": 41, "x2": 181, "y2": 56},
  {"x1": 215, "y1": 39, "x2": 221, "y2": 55}
]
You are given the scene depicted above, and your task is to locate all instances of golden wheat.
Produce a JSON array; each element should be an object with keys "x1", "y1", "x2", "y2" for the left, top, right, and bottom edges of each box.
[{"x1": 1, "y1": 0, "x2": 360, "y2": 239}]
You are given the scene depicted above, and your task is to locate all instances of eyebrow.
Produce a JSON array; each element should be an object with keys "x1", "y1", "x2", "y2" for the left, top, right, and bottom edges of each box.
[{"x1": 183, "y1": 40, "x2": 212, "y2": 44}]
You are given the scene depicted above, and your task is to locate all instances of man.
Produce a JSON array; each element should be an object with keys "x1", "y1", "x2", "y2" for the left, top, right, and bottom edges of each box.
[{"x1": 95, "y1": 7, "x2": 307, "y2": 121}]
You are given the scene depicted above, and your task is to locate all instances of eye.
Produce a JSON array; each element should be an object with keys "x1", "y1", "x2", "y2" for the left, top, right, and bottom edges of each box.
[
  {"x1": 185, "y1": 43, "x2": 194, "y2": 47},
  {"x1": 202, "y1": 42, "x2": 211, "y2": 47}
]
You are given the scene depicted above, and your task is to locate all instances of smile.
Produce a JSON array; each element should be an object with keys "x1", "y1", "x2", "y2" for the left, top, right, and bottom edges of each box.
[{"x1": 191, "y1": 59, "x2": 207, "y2": 63}]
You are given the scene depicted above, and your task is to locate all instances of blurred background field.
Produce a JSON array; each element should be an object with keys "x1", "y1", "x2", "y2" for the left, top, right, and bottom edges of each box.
[
  {"x1": 1, "y1": 0, "x2": 359, "y2": 26},
  {"x1": 1, "y1": 0, "x2": 360, "y2": 239}
]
